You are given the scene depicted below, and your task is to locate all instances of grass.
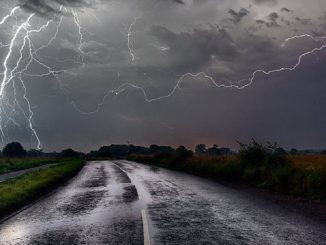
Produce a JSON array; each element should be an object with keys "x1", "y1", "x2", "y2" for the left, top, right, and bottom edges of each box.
[
  {"x1": 128, "y1": 143, "x2": 326, "y2": 202},
  {"x1": 0, "y1": 157, "x2": 62, "y2": 174},
  {"x1": 288, "y1": 155, "x2": 326, "y2": 170},
  {"x1": 0, "y1": 159, "x2": 85, "y2": 219}
]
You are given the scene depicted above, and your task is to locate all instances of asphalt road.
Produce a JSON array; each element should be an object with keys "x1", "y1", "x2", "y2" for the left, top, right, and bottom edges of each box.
[{"x1": 0, "y1": 160, "x2": 325, "y2": 244}]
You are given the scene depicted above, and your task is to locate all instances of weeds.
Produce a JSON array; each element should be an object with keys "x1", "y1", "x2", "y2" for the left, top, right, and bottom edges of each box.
[
  {"x1": 0, "y1": 159, "x2": 85, "y2": 218},
  {"x1": 128, "y1": 141, "x2": 326, "y2": 201},
  {"x1": 0, "y1": 157, "x2": 61, "y2": 174}
]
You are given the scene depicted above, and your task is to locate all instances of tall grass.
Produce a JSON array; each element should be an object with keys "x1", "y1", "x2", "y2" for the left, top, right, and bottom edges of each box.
[
  {"x1": 0, "y1": 157, "x2": 61, "y2": 174},
  {"x1": 0, "y1": 159, "x2": 85, "y2": 219},
  {"x1": 128, "y1": 143, "x2": 326, "y2": 201}
]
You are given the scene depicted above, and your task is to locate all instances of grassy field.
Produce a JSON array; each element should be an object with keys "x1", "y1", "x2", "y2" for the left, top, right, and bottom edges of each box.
[
  {"x1": 0, "y1": 159, "x2": 85, "y2": 219},
  {"x1": 288, "y1": 155, "x2": 326, "y2": 170},
  {"x1": 0, "y1": 157, "x2": 62, "y2": 175},
  {"x1": 128, "y1": 144, "x2": 326, "y2": 202}
]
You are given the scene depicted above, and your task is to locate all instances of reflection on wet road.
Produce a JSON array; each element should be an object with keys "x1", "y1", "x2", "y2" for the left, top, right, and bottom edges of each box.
[{"x1": 0, "y1": 161, "x2": 325, "y2": 244}]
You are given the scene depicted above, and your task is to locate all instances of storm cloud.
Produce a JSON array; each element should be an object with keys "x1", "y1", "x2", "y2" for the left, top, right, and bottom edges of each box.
[
  {"x1": 0, "y1": 0, "x2": 325, "y2": 151},
  {"x1": 18, "y1": 0, "x2": 98, "y2": 16}
]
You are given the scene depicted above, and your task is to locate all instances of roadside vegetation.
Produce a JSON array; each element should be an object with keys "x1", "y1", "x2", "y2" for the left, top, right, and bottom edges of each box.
[
  {"x1": 128, "y1": 141, "x2": 326, "y2": 202},
  {"x1": 0, "y1": 157, "x2": 60, "y2": 175},
  {"x1": 0, "y1": 159, "x2": 85, "y2": 219},
  {"x1": 0, "y1": 142, "x2": 85, "y2": 175}
]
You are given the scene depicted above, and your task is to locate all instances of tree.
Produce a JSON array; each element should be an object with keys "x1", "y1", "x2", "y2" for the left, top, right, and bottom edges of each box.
[
  {"x1": 28, "y1": 149, "x2": 43, "y2": 157},
  {"x1": 175, "y1": 146, "x2": 193, "y2": 159},
  {"x1": 195, "y1": 144, "x2": 206, "y2": 155},
  {"x1": 220, "y1": 147, "x2": 231, "y2": 155},
  {"x1": 290, "y1": 148, "x2": 298, "y2": 155},
  {"x1": 275, "y1": 147, "x2": 287, "y2": 156},
  {"x1": 207, "y1": 144, "x2": 221, "y2": 156},
  {"x1": 3, "y1": 142, "x2": 27, "y2": 157},
  {"x1": 61, "y1": 148, "x2": 79, "y2": 158},
  {"x1": 98, "y1": 146, "x2": 112, "y2": 158},
  {"x1": 150, "y1": 144, "x2": 174, "y2": 154}
]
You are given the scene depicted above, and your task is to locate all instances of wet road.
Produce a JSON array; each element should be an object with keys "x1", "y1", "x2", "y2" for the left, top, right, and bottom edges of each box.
[{"x1": 0, "y1": 160, "x2": 325, "y2": 244}]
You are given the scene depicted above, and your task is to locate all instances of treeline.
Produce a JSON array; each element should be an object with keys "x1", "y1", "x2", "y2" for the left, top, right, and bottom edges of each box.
[
  {"x1": 0, "y1": 142, "x2": 85, "y2": 158},
  {"x1": 2, "y1": 141, "x2": 325, "y2": 159},
  {"x1": 88, "y1": 144, "x2": 232, "y2": 159}
]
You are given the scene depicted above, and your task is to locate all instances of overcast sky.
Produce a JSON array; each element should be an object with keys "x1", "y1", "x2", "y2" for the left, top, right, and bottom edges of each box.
[{"x1": 0, "y1": 0, "x2": 325, "y2": 151}]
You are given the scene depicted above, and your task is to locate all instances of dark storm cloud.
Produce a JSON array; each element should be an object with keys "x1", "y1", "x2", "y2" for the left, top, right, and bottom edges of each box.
[
  {"x1": 149, "y1": 25, "x2": 238, "y2": 72},
  {"x1": 255, "y1": 12, "x2": 281, "y2": 28},
  {"x1": 1, "y1": 0, "x2": 326, "y2": 151},
  {"x1": 280, "y1": 8, "x2": 291, "y2": 13},
  {"x1": 256, "y1": 19, "x2": 280, "y2": 28},
  {"x1": 295, "y1": 17, "x2": 312, "y2": 25},
  {"x1": 268, "y1": 12, "x2": 279, "y2": 21},
  {"x1": 172, "y1": 0, "x2": 185, "y2": 4},
  {"x1": 253, "y1": 0, "x2": 278, "y2": 5},
  {"x1": 18, "y1": 0, "x2": 96, "y2": 16},
  {"x1": 228, "y1": 8, "x2": 250, "y2": 23}
]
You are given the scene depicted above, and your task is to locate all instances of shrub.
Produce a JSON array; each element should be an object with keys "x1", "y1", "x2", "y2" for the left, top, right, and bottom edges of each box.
[{"x1": 3, "y1": 142, "x2": 27, "y2": 158}]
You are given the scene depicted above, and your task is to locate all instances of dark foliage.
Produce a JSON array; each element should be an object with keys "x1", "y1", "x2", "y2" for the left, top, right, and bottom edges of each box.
[
  {"x1": 61, "y1": 148, "x2": 79, "y2": 158},
  {"x1": 3, "y1": 142, "x2": 27, "y2": 157}
]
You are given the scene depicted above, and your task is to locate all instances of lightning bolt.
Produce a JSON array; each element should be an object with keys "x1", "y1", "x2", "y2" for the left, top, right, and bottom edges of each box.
[
  {"x1": 1, "y1": 4, "x2": 326, "y2": 147},
  {"x1": 0, "y1": 4, "x2": 97, "y2": 148},
  {"x1": 127, "y1": 17, "x2": 137, "y2": 63},
  {"x1": 72, "y1": 10, "x2": 86, "y2": 66},
  {"x1": 281, "y1": 34, "x2": 326, "y2": 47},
  {"x1": 72, "y1": 32, "x2": 326, "y2": 115},
  {"x1": 0, "y1": 6, "x2": 19, "y2": 25},
  {"x1": 0, "y1": 6, "x2": 69, "y2": 148}
]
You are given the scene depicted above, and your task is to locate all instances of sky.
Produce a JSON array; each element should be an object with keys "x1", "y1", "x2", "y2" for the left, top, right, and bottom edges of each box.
[{"x1": 0, "y1": 0, "x2": 325, "y2": 151}]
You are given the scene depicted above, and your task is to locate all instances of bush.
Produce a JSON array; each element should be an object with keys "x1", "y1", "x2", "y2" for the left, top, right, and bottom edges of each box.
[
  {"x1": 170, "y1": 146, "x2": 193, "y2": 165},
  {"x1": 3, "y1": 142, "x2": 27, "y2": 158},
  {"x1": 238, "y1": 140, "x2": 287, "y2": 168}
]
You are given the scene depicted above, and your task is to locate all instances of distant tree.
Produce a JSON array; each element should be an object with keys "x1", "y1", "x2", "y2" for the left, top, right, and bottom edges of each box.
[
  {"x1": 3, "y1": 142, "x2": 27, "y2": 157},
  {"x1": 289, "y1": 148, "x2": 299, "y2": 155},
  {"x1": 195, "y1": 144, "x2": 207, "y2": 155},
  {"x1": 109, "y1": 145, "x2": 129, "y2": 158},
  {"x1": 220, "y1": 147, "x2": 231, "y2": 155},
  {"x1": 149, "y1": 144, "x2": 160, "y2": 153},
  {"x1": 27, "y1": 149, "x2": 43, "y2": 157},
  {"x1": 128, "y1": 145, "x2": 150, "y2": 155},
  {"x1": 88, "y1": 150, "x2": 99, "y2": 158},
  {"x1": 97, "y1": 146, "x2": 112, "y2": 158},
  {"x1": 150, "y1": 145, "x2": 174, "y2": 154},
  {"x1": 207, "y1": 144, "x2": 221, "y2": 156},
  {"x1": 61, "y1": 148, "x2": 79, "y2": 158},
  {"x1": 175, "y1": 146, "x2": 193, "y2": 159},
  {"x1": 275, "y1": 147, "x2": 287, "y2": 156}
]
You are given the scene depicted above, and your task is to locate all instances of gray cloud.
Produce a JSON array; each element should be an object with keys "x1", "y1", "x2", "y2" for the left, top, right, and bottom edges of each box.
[
  {"x1": 228, "y1": 8, "x2": 250, "y2": 23},
  {"x1": 0, "y1": 0, "x2": 325, "y2": 151},
  {"x1": 253, "y1": 0, "x2": 278, "y2": 5},
  {"x1": 18, "y1": 0, "x2": 96, "y2": 16},
  {"x1": 172, "y1": 0, "x2": 185, "y2": 4},
  {"x1": 268, "y1": 12, "x2": 279, "y2": 21},
  {"x1": 280, "y1": 7, "x2": 291, "y2": 13}
]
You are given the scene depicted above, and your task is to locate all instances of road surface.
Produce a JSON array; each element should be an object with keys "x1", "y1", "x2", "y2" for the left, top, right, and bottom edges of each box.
[{"x1": 0, "y1": 160, "x2": 325, "y2": 244}]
